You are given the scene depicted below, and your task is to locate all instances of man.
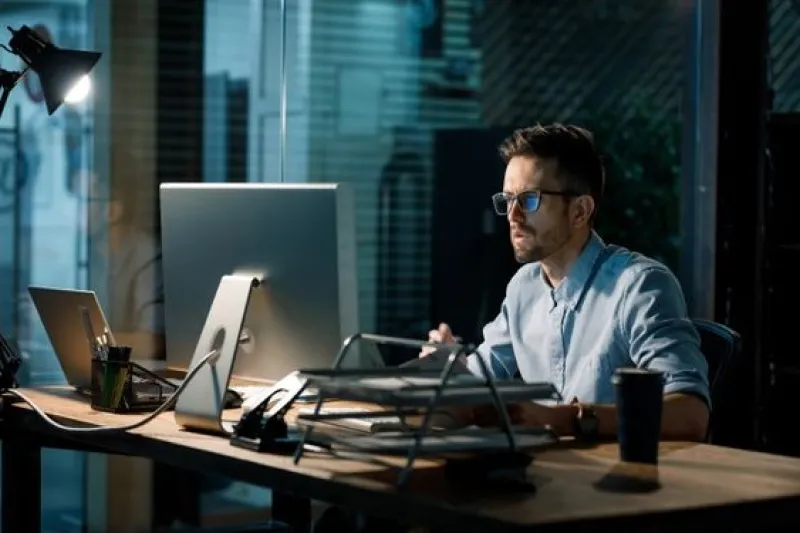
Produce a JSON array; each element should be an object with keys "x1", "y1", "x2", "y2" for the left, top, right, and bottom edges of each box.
[
  {"x1": 89, "y1": 149, "x2": 165, "y2": 361},
  {"x1": 423, "y1": 124, "x2": 710, "y2": 442}
]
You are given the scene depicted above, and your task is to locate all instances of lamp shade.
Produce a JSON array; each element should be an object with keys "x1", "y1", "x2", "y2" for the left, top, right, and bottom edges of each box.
[
  {"x1": 36, "y1": 48, "x2": 101, "y2": 114},
  {"x1": 8, "y1": 25, "x2": 102, "y2": 115}
]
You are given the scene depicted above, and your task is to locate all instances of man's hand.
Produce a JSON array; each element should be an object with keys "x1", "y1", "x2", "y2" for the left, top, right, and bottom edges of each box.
[
  {"x1": 419, "y1": 322, "x2": 458, "y2": 357},
  {"x1": 437, "y1": 402, "x2": 576, "y2": 435},
  {"x1": 471, "y1": 402, "x2": 577, "y2": 435}
]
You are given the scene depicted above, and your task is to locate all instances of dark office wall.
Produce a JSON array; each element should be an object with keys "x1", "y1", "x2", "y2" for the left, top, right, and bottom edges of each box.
[
  {"x1": 761, "y1": 113, "x2": 800, "y2": 455},
  {"x1": 156, "y1": 0, "x2": 204, "y2": 225},
  {"x1": 713, "y1": 0, "x2": 770, "y2": 449}
]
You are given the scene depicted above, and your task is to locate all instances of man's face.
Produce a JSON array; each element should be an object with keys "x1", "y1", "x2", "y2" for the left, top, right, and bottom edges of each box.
[{"x1": 502, "y1": 156, "x2": 575, "y2": 264}]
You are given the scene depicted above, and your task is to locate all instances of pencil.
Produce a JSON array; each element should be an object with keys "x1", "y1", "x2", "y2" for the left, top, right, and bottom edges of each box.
[{"x1": 112, "y1": 366, "x2": 128, "y2": 408}]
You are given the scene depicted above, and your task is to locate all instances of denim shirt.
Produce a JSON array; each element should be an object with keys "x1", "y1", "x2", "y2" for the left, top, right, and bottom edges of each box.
[{"x1": 466, "y1": 231, "x2": 710, "y2": 407}]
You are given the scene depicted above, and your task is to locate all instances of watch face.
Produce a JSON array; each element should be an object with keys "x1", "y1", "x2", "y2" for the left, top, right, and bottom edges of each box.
[{"x1": 579, "y1": 416, "x2": 599, "y2": 434}]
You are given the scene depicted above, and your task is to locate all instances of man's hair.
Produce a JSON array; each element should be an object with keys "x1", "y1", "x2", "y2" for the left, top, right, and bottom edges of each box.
[{"x1": 498, "y1": 123, "x2": 605, "y2": 219}]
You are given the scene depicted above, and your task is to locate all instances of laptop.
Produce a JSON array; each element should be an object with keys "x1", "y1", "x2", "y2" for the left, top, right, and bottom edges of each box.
[
  {"x1": 28, "y1": 286, "x2": 250, "y2": 408},
  {"x1": 28, "y1": 286, "x2": 174, "y2": 396}
]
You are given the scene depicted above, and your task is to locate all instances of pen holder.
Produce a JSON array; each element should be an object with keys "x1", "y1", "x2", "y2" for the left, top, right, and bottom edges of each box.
[{"x1": 90, "y1": 357, "x2": 177, "y2": 413}]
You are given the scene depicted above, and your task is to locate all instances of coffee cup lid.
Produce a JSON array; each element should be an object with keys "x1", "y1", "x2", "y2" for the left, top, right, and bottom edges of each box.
[{"x1": 612, "y1": 367, "x2": 664, "y2": 385}]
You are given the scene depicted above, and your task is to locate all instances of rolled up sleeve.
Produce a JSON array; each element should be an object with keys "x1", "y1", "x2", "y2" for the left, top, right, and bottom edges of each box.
[
  {"x1": 466, "y1": 299, "x2": 518, "y2": 380},
  {"x1": 621, "y1": 266, "x2": 711, "y2": 407}
]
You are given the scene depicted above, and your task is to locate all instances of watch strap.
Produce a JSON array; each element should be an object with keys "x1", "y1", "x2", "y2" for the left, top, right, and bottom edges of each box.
[{"x1": 571, "y1": 397, "x2": 599, "y2": 440}]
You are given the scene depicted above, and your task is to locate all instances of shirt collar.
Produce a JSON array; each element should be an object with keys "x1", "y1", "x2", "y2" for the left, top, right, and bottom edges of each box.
[{"x1": 545, "y1": 230, "x2": 606, "y2": 310}]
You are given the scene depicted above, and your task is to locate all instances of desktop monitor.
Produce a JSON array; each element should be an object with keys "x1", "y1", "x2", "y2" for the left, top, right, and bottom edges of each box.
[{"x1": 159, "y1": 182, "x2": 361, "y2": 384}]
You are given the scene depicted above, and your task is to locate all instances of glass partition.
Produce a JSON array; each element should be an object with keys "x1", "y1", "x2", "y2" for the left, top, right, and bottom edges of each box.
[
  {"x1": 279, "y1": 0, "x2": 710, "y2": 343},
  {"x1": 0, "y1": 1, "x2": 93, "y2": 530}
]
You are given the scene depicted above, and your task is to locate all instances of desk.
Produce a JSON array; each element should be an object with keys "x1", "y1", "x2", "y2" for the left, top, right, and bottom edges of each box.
[{"x1": 3, "y1": 387, "x2": 800, "y2": 533}]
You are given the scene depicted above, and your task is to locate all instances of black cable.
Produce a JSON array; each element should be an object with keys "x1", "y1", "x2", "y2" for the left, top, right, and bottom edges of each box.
[
  {"x1": 250, "y1": 387, "x2": 288, "y2": 414},
  {"x1": 4, "y1": 350, "x2": 218, "y2": 433},
  {"x1": 0, "y1": 333, "x2": 22, "y2": 389}
]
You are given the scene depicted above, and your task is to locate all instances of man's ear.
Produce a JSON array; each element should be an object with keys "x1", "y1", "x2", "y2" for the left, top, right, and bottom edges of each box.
[{"x1": 573, "y1": 195, "x2": 595, "y2": 227}]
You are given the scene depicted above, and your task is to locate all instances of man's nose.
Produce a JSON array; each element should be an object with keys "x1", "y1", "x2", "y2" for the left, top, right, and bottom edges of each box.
[{"x1": 507, "y1": 199, "x2": 525, "y2": 224}]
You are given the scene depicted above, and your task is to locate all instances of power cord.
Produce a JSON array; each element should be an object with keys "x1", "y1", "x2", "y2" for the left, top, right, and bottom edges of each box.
[{"x1": 4, "y1": 350, "x2": 219, "y2": 433}]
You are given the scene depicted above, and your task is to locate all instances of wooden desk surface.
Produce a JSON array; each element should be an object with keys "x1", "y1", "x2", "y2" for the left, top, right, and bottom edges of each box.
[{"x1": 4, "y1": 387, "x2": 800, "y2": 532}]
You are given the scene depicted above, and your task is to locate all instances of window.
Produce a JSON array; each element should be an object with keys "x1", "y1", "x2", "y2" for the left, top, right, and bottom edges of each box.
[
  {"x1": 0, "y1": 2, "x2": 94, "y2": 530},
  {"x1": 283, "y1": 0, "x2": 700, "y2": 344},
  {"x1": 769, "y1": 0, "x2": 800, "y2": 112}
]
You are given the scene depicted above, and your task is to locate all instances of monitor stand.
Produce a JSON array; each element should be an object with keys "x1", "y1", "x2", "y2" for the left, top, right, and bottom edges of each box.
[{"x1": 174, "y1": 272, "x2": 263, "y2": 434}]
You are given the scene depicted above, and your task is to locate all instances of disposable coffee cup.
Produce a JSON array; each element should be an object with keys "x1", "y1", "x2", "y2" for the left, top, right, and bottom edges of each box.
[{"x1": 612, "y1": 368, "x2": 664, "y2": 464}]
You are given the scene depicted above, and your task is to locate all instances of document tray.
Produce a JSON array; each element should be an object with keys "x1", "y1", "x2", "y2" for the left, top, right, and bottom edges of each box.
[
  {"x1": 302, "y1": 426, "x2": 558, "y2": 456},
  {"x1": 297, "y1": 370, "x2": 561, "y2": 407}
]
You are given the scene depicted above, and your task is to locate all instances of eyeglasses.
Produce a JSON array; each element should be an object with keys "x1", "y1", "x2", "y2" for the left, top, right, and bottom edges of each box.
[{"x1": 491, "y1": 189, "x2": 580, "y2": 215}]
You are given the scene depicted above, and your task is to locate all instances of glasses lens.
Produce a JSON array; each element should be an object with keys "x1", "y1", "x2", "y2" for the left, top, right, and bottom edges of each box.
[
  {"x1": 519, "y1": 192, "x2": 541, "y2": 212},
  {"x1": 492, "y1": 193, "x2": 509, "y2": 215}
]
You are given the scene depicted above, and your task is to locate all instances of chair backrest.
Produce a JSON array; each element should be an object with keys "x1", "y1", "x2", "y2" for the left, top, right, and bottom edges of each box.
[{"x1": 691, "y1": 318, "x2": 742, "y2": 393}]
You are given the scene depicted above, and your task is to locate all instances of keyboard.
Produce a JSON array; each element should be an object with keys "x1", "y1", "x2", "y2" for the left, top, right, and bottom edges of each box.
[
  {"x1": 298, "y1": 406, "x2": 409, "y2": 433},
  {"x1": 231, "y1": 385, "x2": 275, "y2": 402}
]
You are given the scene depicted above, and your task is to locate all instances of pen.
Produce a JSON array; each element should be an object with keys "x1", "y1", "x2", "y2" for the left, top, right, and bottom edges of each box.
[
  {"x1": 104, "y1": 326, "x2": 117, "y2": 348},
  {"x1": 96, "y1": 336, "x2": 109, "y2": 359}
]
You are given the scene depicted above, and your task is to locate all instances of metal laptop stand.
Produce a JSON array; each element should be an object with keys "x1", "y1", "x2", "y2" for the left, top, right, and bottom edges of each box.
[
  {"x1": 288, "y1": 333, "x2": 561, "y2": 489},
  {"x1": 174, "y1": 273, "x2": 263, "y2": 434}
]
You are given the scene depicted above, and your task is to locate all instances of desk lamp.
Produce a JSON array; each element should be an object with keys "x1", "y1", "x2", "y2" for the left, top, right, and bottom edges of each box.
[{"x1": 0, "y1": 25, "x2": 102, "y2": 117}]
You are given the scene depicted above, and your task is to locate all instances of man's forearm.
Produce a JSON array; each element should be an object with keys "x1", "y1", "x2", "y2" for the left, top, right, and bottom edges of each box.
[{"x1": 551, "y1": 393, "x2": 709, "y2": 442}]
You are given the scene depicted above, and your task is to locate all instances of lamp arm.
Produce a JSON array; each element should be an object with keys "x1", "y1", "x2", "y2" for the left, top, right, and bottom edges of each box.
[{"x1": 0, "y1": 68, "x2": 26, "y2": 119}]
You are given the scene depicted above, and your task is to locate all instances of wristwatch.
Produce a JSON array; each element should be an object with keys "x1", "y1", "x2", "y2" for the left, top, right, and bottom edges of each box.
[{"x1": 571, "y1": 397, "x2": 599, "y2": 441}]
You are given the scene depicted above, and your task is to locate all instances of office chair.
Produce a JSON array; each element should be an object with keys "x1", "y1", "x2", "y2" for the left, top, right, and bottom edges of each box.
[
  {"x1": 691, "y1": 318, "x2": 742, "y2": 393},
  {"x1": 691, "y1": 318, "x2": 742, "y2": 443}
]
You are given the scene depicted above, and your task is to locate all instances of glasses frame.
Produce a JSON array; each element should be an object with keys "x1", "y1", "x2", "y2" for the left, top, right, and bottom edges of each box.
[{"x1": 491, "y1": 189, "x2": 581, "y2": 215}]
